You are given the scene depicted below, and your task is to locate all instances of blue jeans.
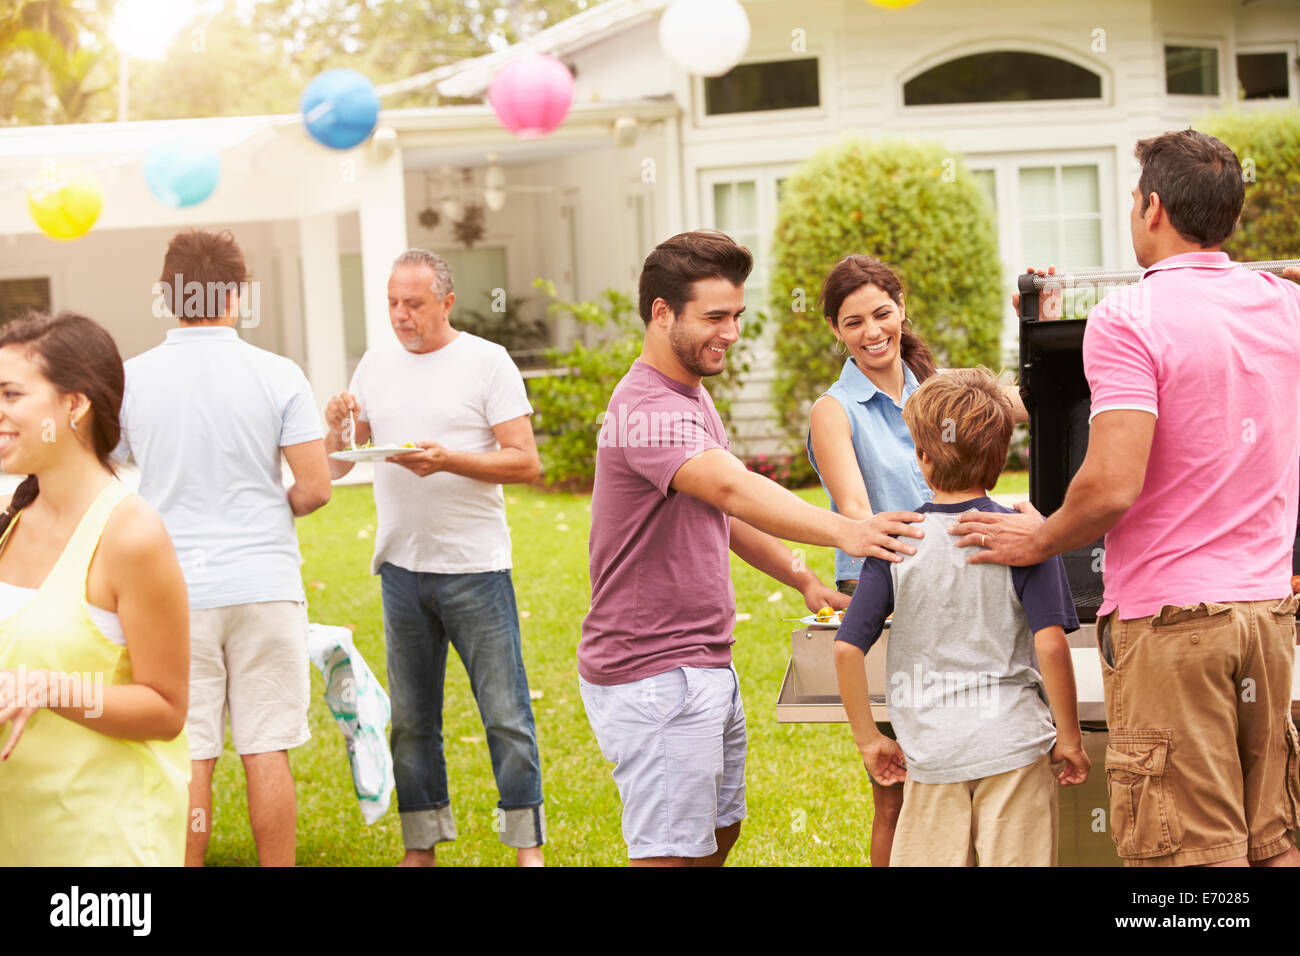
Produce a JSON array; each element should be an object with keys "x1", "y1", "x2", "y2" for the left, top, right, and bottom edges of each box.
[{"x1": 380, "y1": 563, "x2": 545, "y2": 849}]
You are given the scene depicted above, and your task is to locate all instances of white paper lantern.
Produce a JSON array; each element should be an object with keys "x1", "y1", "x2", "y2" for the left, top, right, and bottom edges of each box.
[{"x1": 659, "y1": 0, "x2": 751, "y2": 78}]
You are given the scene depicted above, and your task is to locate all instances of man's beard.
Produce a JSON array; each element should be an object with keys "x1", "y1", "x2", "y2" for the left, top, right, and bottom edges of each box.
[{"x1": 668, "y1": 320, "x2": 722, "y2": 378}]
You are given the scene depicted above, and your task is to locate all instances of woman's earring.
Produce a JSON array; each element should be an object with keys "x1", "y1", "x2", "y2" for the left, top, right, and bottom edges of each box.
[
  {"x1": 69, "y1": 415, "x2": 78, "y2": 432},
  {"x1": 835, "y1": 339, "x2": 847, "y2": 356}
]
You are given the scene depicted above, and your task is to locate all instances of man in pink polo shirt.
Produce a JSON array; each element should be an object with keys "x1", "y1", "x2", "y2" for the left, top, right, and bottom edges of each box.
[{"x1": 953, "y1": 130, "x2": 1300, "y2": 867}]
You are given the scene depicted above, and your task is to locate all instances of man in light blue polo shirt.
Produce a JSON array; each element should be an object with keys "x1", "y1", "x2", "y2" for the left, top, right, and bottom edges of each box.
[{"x1": 118, "y1": 228, "x2": 332, "y2": 867}]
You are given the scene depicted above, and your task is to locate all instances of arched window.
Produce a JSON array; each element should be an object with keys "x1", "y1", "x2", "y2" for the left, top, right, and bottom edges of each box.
[{"x1": 904, "y1": 51, "x2": 1102, "y2": 106}]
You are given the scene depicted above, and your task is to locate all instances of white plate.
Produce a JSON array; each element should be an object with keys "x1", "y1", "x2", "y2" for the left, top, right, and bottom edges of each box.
[
  {"x1": 798, "y1": 613, "x2": 844, "y2": 628},
  {"x1": 329, "y1": 445, "x2": 422, "y2": 462}
]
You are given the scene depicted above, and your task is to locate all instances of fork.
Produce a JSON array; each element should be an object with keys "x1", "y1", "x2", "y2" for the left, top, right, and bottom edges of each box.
[{"x1": 344, "y1": 411, "x2": 357, "y2": 451}]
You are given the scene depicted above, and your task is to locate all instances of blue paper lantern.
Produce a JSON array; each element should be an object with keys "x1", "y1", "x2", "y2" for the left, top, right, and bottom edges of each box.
[
  {"x1": 143, "y1": 144, "x2": 221, "y2": 208},
  {"x1": 301, "y1": 69, "x2": 381, "y2": 150}
]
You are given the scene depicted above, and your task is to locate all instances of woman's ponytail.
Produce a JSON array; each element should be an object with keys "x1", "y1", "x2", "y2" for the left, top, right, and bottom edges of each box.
[
  {"x1": 0, "y1": 474, "x2": 39, "y2": 538},
  {"x1": 901, "y1": 326, "x2": 938, "y2": 383}
]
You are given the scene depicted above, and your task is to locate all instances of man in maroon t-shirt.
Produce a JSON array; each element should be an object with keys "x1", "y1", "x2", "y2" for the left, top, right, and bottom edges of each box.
[{"x1": 580, "y1": 230, "x2": 927, "y2": 865}]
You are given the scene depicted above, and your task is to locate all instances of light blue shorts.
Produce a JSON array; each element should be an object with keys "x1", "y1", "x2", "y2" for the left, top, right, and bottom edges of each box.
[{"x1": 580, "y1": 665, "x2": 747, "y2": 860}]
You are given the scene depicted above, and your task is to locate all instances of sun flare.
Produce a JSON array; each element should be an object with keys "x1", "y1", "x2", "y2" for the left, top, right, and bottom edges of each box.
[{"x1": 109, "y1": 0, "x2": 201, "y2": 61}]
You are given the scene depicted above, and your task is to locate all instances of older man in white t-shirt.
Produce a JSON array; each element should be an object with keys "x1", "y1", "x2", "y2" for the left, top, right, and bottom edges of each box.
[{"x1": 326, "y1": 250, "x2": 545, "y2": 866}]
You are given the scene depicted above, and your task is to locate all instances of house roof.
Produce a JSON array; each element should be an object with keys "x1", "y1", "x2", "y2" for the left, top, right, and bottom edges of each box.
[
  {"x1": 0, "y1": 96, "x2": 677, "y2": 184},
  {"x1": 385, "y1": 96, "x2": 678, "y2": 167},
  {"x1": 0, "y1": 113, "x2": 291, "y2": 161},
  {"x1": 435, "y1": 0, "x2": 672, "y2": 100}
]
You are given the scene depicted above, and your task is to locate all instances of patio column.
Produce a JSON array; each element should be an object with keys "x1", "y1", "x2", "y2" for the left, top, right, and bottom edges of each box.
[
  {"x1": 298, "y1": 212, "x2": 348, "y2": 413},
  {"x1": 358, "y1": 143, "x2": 408, "y2": 352},
  {"x1": 272, "y1": 220, "x2": 306, "y2": 369}
]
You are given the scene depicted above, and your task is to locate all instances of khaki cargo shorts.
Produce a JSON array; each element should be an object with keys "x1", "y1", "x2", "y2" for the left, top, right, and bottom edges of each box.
[{"x1": 1097, "y1": 595, "x2": 1300, "y2": 867}]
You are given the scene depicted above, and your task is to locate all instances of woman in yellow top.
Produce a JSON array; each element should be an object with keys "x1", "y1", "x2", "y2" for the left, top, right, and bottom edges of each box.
[{"x1": 0, "y1": 312, "x2": 190, "y2": 866}]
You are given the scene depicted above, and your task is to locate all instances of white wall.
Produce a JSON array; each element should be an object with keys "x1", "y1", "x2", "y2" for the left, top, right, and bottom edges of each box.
[
  {"x1": 570, "y1": 19, "x2": 675, "y2": 102},
  {"x1": 0, "y1": 219, "x2": 295, "y2": 363}
]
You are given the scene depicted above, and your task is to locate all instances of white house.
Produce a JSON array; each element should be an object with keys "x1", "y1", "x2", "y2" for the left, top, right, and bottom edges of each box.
[{"x1": 0, "y1": 0, "x2": 1296, "y2": 460}]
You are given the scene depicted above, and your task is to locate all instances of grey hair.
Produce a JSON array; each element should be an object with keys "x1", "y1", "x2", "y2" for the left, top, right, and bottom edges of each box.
[{"x1": 391, "y1": 249, "x2": 454, "y2": 297}]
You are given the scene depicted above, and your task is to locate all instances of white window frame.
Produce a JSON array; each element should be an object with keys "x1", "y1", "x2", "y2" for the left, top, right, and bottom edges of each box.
[
  {"x1": 896, "y1": 42, "x2": 1111, "y2": 116},
  {"x1": 624, "y1": 183, "x2": 656, "y2": 284},
  {"x1": 699, "y1": 164, "x2": 797, "y2": 282},
  {"x1": 692, "y1": 48, "x2": 829, "y2": 129},
  {"x1": 698, "y1": 164, "x2": 798, "y2": 355},
  {"x1": 965, "y1": 150, "x2": 1117, "y2": 359},
  {"x1": 1233, "y1": 43, "x2": 1299, "y2": 106},
  {"x1": 1162, "y1": 36, "x2": 1225, "y2": 102}
]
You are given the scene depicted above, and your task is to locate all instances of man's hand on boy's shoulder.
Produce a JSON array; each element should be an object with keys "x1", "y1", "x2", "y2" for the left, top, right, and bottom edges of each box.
[
  {"x1": 861, "y1": 736, "x2": 907, "y2": 786},
  {"x1": 949, "y1": 500, "x2": 1049, "y2": 567},
  {"x1": 1050, "y1": 740, "x2": 1091, "y2": 786}
]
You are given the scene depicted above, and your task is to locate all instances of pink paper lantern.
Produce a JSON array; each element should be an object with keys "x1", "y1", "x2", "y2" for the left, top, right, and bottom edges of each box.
[{"x1": 489, "y1": 53, "x2": 574, "y2": 139}]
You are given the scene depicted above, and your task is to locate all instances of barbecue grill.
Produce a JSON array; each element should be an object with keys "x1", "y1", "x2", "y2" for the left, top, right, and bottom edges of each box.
[
  {"x1": 777, "y1": 259, "x2": 1300, "y2": 867},
  {"x1": 1017, "y1": 260, "x2": 1300, "y2": 621}
]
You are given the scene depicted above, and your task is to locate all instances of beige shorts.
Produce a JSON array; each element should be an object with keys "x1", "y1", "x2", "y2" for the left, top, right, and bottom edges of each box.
[
  {"x1": 1098, "y1": 596, "x2": 1300, "y2": 867},
  {"x1": 188, "y1": 601, "x2": 311, "y2": 760},
  {"x1": 891, "y1": 754, "x2": 1059, "y2": 866}
]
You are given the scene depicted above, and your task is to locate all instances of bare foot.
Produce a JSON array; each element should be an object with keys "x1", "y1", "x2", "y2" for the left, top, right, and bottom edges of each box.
[
  {"x1": 398, "y1": 848, "x2": 437, "y2": 867},
  {"x1": 516, "y1": 846, "x2": 545, "y2": 867}
]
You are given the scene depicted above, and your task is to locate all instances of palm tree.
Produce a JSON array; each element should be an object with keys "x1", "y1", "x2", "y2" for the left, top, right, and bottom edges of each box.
[
  {"x1": 12, "y1": 29, "x2": 108, "y2": 122},
  {"x1": 0, "y1": 0, "x2": 88, "y2": 53},
  {"x1": 0, "y1": 1, "x2": 109, "y2": 124}
]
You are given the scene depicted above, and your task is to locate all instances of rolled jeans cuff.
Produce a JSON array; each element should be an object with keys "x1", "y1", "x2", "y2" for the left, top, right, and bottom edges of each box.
[
  {"x1": 400, "y1": 805, "x2": 457, "y2": 850},
  {"x1": 499, "y1": 804, "x2": 546, "y2": 849}
]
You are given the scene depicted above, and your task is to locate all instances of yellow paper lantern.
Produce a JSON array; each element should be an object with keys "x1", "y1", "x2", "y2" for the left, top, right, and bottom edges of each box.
[
  {"x1": 867, "y1": 0, "x2": 922, "y2": 7},
  {"x1": 27, "y1": 167, "x2": 103, "y2": 240}
]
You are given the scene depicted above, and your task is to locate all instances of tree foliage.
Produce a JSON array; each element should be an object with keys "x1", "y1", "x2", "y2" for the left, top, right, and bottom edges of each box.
[
  {"x1": 3, "y1": 0, "x2": 606, "y2": 125},
  {"x1": 11, "y1": 28, "x2": 109, "y2": 122},
  {"x1": 768, "y1": 137, "x2": 1002, "y2": 438},
  {"x1": 527, "y1": 278, "x2": 763, "y2": 487},
  {"x1": 0, "y1": 0, "x2": 112, "y2": 125}
]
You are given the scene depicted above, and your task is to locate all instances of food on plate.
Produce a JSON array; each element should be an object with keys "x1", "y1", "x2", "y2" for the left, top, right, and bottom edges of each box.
[
  {"x1": 357, "y1": 440, "x2": 418, "y2": 450},
  {"x1": 814, "y1": 606, "x2": 843, "y2": 623}
]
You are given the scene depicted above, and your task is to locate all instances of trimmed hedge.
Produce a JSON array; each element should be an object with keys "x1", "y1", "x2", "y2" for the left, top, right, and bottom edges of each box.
[
  {"x1": 1197, "y1": 108, "x2": 1300, "y2": 262},
  {"x1": 769, "y1": 138, "x2": 1002, "y2": 438}
]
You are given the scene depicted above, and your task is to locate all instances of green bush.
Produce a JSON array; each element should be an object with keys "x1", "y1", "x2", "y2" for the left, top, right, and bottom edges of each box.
[
  {"x1": 768, "y1": 138, "x2": 1003, "y2": 438},
  {"x1": 527, "y1": 279, "x2": 765, "y2": 487},
  {"x1": 1198, "y1": 109, "x2": 1300, "y2": 262}
]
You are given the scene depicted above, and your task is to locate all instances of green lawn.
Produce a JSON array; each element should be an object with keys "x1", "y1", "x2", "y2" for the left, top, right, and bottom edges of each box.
[
  {"x1": 205, "y1": 473, "x2": 1029, "y2": 866},
  {"x1": 990, "y1": 468, "x2": 1029, "y2": 500}
]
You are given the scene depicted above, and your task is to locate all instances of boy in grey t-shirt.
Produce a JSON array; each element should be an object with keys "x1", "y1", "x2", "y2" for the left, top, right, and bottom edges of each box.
[{"x1": 834, "y1": 369, "x2": 1090, "y2": 866}]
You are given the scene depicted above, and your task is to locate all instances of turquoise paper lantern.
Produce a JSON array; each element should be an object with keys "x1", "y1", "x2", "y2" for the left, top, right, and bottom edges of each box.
[
  {"x1": 301, "y1": 69, "x2": 381, "y2": 150},
  {"x1": 143, "y1": 144, "x2": 221, "y2": 208}
]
